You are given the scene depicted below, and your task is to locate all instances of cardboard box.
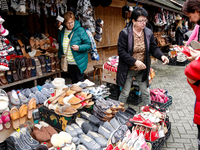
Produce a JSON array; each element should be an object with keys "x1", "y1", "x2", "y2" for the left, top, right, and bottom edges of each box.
[{"x1": 102, "y1": 69, "x2": 116, "y2": 84}]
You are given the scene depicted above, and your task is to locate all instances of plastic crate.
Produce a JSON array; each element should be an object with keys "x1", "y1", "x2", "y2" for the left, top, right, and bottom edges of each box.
[{"x1": 151, "y1": 96, "x2": 172, "y2": 109}]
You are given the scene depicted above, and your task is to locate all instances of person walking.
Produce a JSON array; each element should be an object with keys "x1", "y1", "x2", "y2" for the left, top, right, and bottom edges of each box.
[
  {"x1": 117, "y1": 7, "x2": 169, "y2": 106},
  {"x1": 58, "y1": 11, "x2": 91, "y2": 83}
]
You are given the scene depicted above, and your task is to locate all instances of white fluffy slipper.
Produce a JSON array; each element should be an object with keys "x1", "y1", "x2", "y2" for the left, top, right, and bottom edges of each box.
[{"x1": 0, "y1": 96, "x2": 9, "y2": 113}]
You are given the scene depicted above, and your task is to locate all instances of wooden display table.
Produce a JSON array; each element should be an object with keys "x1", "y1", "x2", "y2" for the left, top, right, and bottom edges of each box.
[{"x1": 0, "y1": 70, "x2": 62, "y2": 89}]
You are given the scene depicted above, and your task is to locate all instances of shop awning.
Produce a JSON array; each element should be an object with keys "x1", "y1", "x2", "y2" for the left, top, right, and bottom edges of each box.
[
  {"x1": 170, "y1": 0, "x2": 185, "y2": 7},
  {"x1": 137, "y1": 0, "x2": 183, "y2": 14}
]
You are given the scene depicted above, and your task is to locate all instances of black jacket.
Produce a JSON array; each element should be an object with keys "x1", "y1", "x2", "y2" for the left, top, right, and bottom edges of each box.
[{"x1": 117, "y1": 23, "x2": 164, "y2": 88}]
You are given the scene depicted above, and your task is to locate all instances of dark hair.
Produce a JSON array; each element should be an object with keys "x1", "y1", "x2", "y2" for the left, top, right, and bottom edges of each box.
[
  {"x1": 130, "y1": 7, "x2": 148, "y2": 21},
  {"x1": 182, "y1": 0, "x2": 200, "y2": 15}
]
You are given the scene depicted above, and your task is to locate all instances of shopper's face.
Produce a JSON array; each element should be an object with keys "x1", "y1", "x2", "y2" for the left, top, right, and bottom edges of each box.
[
  {"x1": 133, "y1": 16, "x2": 147, "y2": 30},
  {"x1": 65, "y1": 18, "x2": 75, "y2": 30},
  {"x1": 187, "y1": 10, "x2": 200, "y2": 23}
]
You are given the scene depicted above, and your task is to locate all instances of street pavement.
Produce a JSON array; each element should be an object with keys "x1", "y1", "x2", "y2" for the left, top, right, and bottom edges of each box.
[{"x1": 129, "y1": 60, "x2": 198, "y2": 150}]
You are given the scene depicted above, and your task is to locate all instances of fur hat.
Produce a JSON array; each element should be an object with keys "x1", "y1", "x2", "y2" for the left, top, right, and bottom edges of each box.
[
  {"x1": 95, "y1": 19, "x2": 104, "y2": 27},
  {"x1": 96, "y1": 26, "x2": 103, "y2": 34},
  {"x1": 185, "y1": 57, "x2": 200, "y2": 81},
  {"x1": 94, "y1": 34, "x2": 102, "y2": 42}
]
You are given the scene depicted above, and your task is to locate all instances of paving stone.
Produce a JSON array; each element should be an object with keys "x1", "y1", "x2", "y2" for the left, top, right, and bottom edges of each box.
[
  {"x1": 180, "y1": 134, "x2": 197, "y2": 139},
  {"x1": 166, "y1": 143, "x2": 184, "y2": 148},
  {"x1": 184, "y1": 144, "x2": 195, "y2": 150},
  {"x1": 174, "y1": 138, "x2": 190, "y2": 143}
]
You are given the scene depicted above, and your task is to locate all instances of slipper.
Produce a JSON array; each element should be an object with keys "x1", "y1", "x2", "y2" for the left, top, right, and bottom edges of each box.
[
  {"x1": 70, "y1": 85, "x2": 82, "y2": 93},
  {"x1": 71, "y1": 103, "x2": 82, "y2": 109},
  {"x1": 0, "y1": 115, "x2": 4, "y2": 131},
  {"x1": 65, "y1": 90, "x2": 76, "y2": 96},
  {"x1": 68, "y1": 96, "x2": 82, "y2": 105},
  {"x1": 19, "y1": 104, "x2": 28, "y2": 125},
  {"x1": 10, "y1": 107, "x2": 20, "y2": 129},
  {"x1": 63, "y1": 94, "x2": 74, "y2": 105},
  {"x1": 84, "y1": 101, "x2": 94, "y2": 108},
  {"x1": 76, "y1": 92, "x2": 92, "y2": 100},
  {"x1": 0, "y1": 95, "x2": 9, "y2": 113},
  {"x1": 55, "y1": 103, "x2": 77, "y2": 117},
  {"x1": 28, "y1": 98, "x2": 37, "y2": 119},
  {"x1": 48, "y1": 88, "x2": 69, "y2": 104}
]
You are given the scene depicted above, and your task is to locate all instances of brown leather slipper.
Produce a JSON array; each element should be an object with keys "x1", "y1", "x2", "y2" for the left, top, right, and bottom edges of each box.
[{"x1": 32, "y1": 125, "x2": 51, "y2": 142}]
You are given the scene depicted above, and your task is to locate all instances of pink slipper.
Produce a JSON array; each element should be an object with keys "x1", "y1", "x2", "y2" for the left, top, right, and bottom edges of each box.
[
  {"x1": 0, "y1": 115, "x2": 3, "y2": 131},
  {"x1": 2, "y1": 111, "x2": 11, "y2": 129}
]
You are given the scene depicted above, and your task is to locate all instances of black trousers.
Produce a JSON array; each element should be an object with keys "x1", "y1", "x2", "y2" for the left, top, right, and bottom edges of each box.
[
  {"x1": 68, "y1": 64, "x2": 84, "y2": 84},
  {"x1": 198, "y1": 124, "x2": 200, "y2": 150}
]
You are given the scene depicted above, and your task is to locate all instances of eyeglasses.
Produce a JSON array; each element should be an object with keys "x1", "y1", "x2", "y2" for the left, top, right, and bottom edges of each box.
[
  {"x1": 137, "y1": 19, "x2": 148, "y2": 23},
  {"x1": 66, "y1": 21, "x2": 74, "y2": 25}
]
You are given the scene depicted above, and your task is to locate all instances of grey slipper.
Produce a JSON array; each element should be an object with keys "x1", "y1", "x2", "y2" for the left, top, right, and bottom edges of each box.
[
  {"x1": 109, "y1": 117, "x2": 120, "y2": 129},
  {"x1": 72, "y1": 137, "x2": 79, "y2": 143},
  {"x1": 87, "y1": 131, "x2": 107, "y2": 147},
  {"x1": 20, "y1": 127, "x2": 40, "y2": 149},
  {"x1": 65, "y1": 125, "x2": 78, "y2": 137},
  {"x1": 80, "y1": 111, "x2": 100, "y2": 125},
  {"x1": 35, "y1": 91, "x2": 47, "y2": 104},
  {"x1": 18, "y1": 91, "x2": 29, "y2": 105},
  {"x1": 76, "y1": 118, "x2": 93, "y2": 134},
  {"x1": 41, "y1": 88, "x2": 54, "y2": 98},
  {"x1": 98, "y1": 126, "x2": 111, "y2": 140},
  {"x1": 8, "y1": 90, "x2": 20, "y2": 105},
  {"x1": 103, "y1": 121, "x2": 115, "y2": 133},
  {"x1": 30, "y1": 87, "x2": 39, "y2": 94},
  {"x1": 89, "y1": 122, "x2": 98, "y2": 132},
  {"x1": 21, "y1": 88, "x2": 32, "y2": 98},
  {"x1": 10, "y1": 131, "x2": 32, "y2": 150},
  {"x1": 28, "y1": 93, "x2": 39, "y2": 104},
  {"x1": 76, "y1": 144, "x2": 88, "y2": 150},
  {"x1": 42, "y1": 83, "x2": 55, "y2": 89},
  {"x1": 78, "y1": 134, "x2": 101, "y2": 150},
  {"x1": 71, "y1": 123, "x2": 84, "y2": 135}
]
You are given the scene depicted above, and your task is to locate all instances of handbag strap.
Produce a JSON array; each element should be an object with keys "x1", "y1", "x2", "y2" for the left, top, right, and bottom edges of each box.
[{"x1": 65, "y1": 32, "x2": 74, "y2": 56}]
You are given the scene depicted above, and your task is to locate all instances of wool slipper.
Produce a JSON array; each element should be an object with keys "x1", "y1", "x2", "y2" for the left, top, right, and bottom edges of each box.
[
  {"x1": 27, "y1": 98, "x2": 36, "y2": 119},
  {"x1": 59, "y1": 131, "x2": 72, "y2": 143},
  {"x1": 28, "y1": 93, "x2": 39, "y2": 104},
  {"x1": 35, "y1": 91, "x2": 47, "y2": 104},
  {"x1": 63, "y1": 94, "x2": 74, "y2": 105},
  {"x1": 17, "y1": 91, "x2": 29, "y2": 104},
  {"x1": 0, "y1": 95, "x2": 9, "y2": 113},
  {"x1": 19, "y1": 104, "x2": 28, "y2": 125},
  {"x1": 55, "y1": 103, "x2": 77, "y2": 117},
  {"x1": 10, "y1": 107, "x2": 20, "y2": 129},
  {"x1": 50, "y1": 133, "x2": 65, "y2": 147}
]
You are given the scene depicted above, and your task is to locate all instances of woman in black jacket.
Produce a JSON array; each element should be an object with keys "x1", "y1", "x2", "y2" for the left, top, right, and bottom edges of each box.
[{"x1": 117, "y1": 7, "x2": 169, "y2": 105}]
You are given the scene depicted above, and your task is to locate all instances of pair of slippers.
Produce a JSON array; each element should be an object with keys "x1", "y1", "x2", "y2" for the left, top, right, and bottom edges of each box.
[
  {"x1": 0, "y1": 89, "x2": 9, "y2": 113},
  {"x1": 10, "y1": 98, "x2": 36, "y2": 129},
  {"x1": 0, "y1": 110, "x2": 11, "y2": 131}
]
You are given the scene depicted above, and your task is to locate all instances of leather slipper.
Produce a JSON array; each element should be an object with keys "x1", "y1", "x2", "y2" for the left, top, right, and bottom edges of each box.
[
  {"x1": 33, "y1": 57, "x2": 42, "y2": 76},
  {"x1": 10, "y1": 60, "x2": 19, "y2": 81},
  {"x1": 19, "y1": 104, "x2": 28, "y2": 125},
  {"x1": 0, "y1": 72, "x2": 8, "y2": 85},
  {"x1": 25, "y1": 58, "x2": 32, "y2": 78},
  {"x1": 28, "y1": 98, "x2": 36, "y2": 119},
  {"x1": 39, "y1": 121, "x2": 58, "y2": 137},
  {"x1": 32, "y1": 124, "x2": 51, "y2": 142},
  {"x1": 10, "y1": 107, "x2": 20, "y2": 129},
  {"x1": 68, "y1": 96, "x2": 82, "y2": 105},
  {"x1": 19, "y1": 57, "x2": 27, "y2": 79}
]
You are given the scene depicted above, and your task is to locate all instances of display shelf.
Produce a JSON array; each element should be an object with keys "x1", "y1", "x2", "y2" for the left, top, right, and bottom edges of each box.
[{"x1": 0, "y1": 70, "x2": 62, "y2": 89}]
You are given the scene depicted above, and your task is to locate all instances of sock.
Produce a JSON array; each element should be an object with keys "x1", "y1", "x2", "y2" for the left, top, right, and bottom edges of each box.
[
  {"x1": 0, "y1": 24, "x2": 9, "y2": 37},
  {"x1": 0, "y1": 58, "x2": 9, "y2": 71}
]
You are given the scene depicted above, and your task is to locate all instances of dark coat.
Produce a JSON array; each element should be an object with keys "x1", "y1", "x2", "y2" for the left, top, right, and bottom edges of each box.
[
  {"x1": 173, "y1": 24, "x2": 186, "y2": 46},
  {"x1": 117, "y1": 23, "x2": 164, "y2": 88}
]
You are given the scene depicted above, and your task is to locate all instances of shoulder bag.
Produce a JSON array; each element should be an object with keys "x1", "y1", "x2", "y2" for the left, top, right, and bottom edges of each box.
[{"x1": 61, "y1": 32, "x2": 74, "y2": 72}]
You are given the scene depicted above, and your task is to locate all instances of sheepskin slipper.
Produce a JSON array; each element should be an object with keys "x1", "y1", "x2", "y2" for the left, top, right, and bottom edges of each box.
[
  {"x1": 59, "y1": 131, "x2": 72, "y2": 143},
  {"x1": 50, "y1": 133, "x2": 65, "y2": 148},
  {"x1": 62, "y1": 143, "x2": 76, "y2": 150},
  {"x1": 0, "y1": 96, "x2": 9, "y2": 113}
]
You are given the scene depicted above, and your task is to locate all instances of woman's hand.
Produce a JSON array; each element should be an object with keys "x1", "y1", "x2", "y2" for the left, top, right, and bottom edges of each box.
[
  {"x1": 161, "y1": 55, "x2": 169, "y2": 65},
  {"x1": 71, "y1": 45, "x2": 79, "y2": 51},
  {"x1": 186, "y1": 49, "x2": 200, "y2": 61},
  {"x1": 135, "y1": 60, "x2": 146, "y2": 69}
]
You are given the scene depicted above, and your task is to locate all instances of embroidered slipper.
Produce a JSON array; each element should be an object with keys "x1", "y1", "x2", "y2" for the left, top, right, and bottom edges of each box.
[
  {"x1": 0, "y1": 115, "x2": 4, "y2": 131},
  {"x1": 28, "y1": 98, "x2": 36, "y2": 119},
  {"x1": 19, "y1": 104, "x2": 28, "y2": 125},
  {"x1": 10, "y1": 107, "x2": 20, "y2": 129},
  {"x1": 55, "y1": 103, "x2": 77, "y2": 117}
]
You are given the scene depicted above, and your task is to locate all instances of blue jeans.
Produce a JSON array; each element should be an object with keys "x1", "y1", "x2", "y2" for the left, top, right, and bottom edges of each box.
[{"x1": 118, "y1": 70, "x2": 150, "y2": 105}]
